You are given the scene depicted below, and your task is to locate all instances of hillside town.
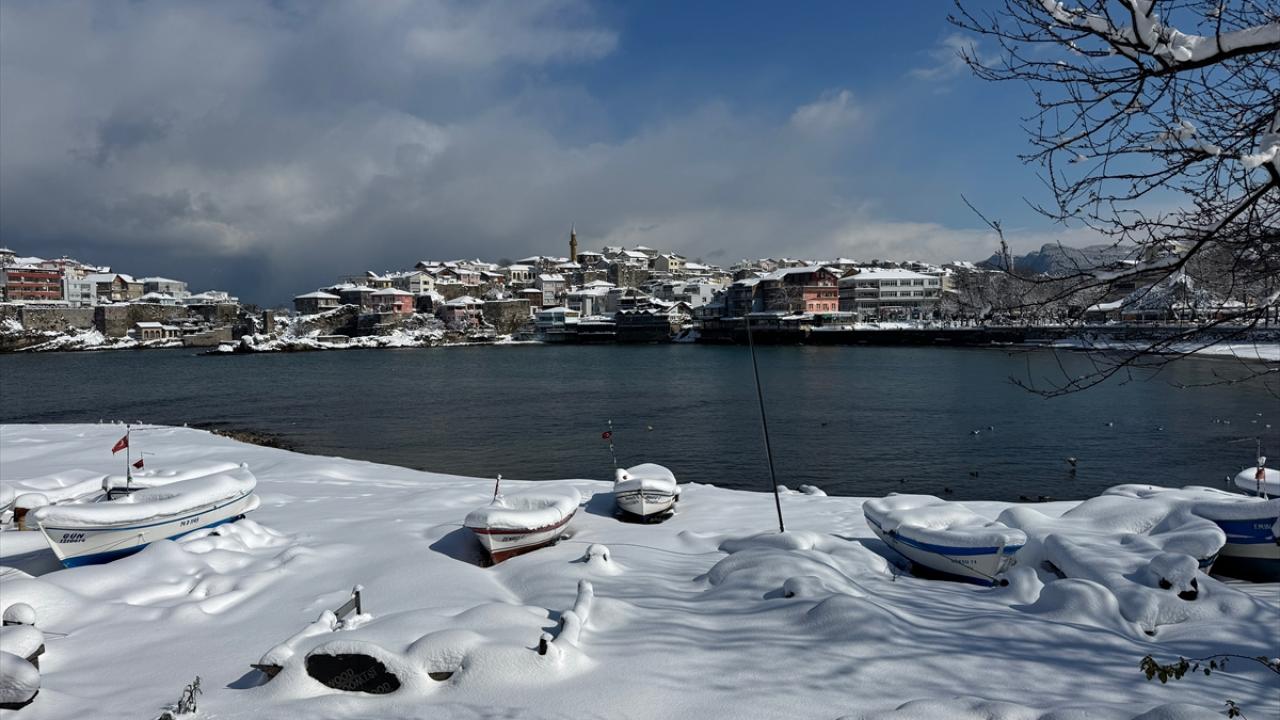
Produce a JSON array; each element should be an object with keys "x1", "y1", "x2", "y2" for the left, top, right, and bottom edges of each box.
[{"x1": 1, "y1": 228, "x2": 1275, "y2": 352}]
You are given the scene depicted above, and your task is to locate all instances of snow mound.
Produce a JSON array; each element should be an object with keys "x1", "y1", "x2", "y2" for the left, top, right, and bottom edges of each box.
[
  {"x1": 0, "y1": 651, "x2": 39, "y2": 707},
  {"x1": 613, "y1": 464, "x2": 677, "y2": 494},
  {"x1": 997, "y1": 490, "x2": 1258, "y2": 634},
  {"x1": 865, "y1": 494, "x2": 1027, "y2": 549},
  {"x1": 31, "y1": 465, "x2": 257, "y2": 528},
  {"x1": 5, "y1": 468, "x2": 105, "y2": 505},
  {"x1": 464, "y1": 488, "x2": 581, "y2": 531}
]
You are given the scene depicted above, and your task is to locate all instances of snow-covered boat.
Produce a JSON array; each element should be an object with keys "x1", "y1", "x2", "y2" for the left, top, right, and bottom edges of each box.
[
  {"x1": 30, "y1": 464, "x2": 260, "y2": 568},
  {"x1": 1232, "y1": 460, "x2": 1279, "y2": 498},
  {"x1": 863, "y1": 494, "x2": 1026, "y2": 586},
  {"x1": 613, "y1": 463, "x2": 680, "y2": 521},
  {"x1": 1101, "y1": 484, "x2": 1277, "y2": 582},
  {"x1": 464, "y1": 488, "x2": 581, "y2": 564}
]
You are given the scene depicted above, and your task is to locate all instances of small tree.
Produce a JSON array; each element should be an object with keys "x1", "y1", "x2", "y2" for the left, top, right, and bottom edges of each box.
[{"x1": 952, "y1": 0, "x2": 1279, "y2": 395}]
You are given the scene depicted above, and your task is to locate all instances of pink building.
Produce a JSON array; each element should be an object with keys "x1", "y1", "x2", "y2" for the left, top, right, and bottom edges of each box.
[{"x1": 371, "y1": 288, "x2": 414, "y2": 315}]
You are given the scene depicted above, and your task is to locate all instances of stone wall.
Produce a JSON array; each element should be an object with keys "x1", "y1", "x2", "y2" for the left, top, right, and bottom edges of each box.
[
  {"x1": 482, "y1": 299, "x2": 531, "y2": 334},
  {"x1": 95, "y1": 304, "x2": 191, "y2": 337},
  {"x1": 20, "y1": 307, "x2": 96, "y2": 332}
]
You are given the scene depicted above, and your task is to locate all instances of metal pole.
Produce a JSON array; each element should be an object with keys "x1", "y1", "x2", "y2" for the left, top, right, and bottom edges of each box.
[
  {"x1": 607, "y1": 420, "x2": 618, "y2": 470},
  {"x1": 492, "y1": 473, "x2": 502, "y2": 501},
  {"x1": 745, "y1": 290, "x2": 785, "y2": 533},
  {"x1": 125, "y1": 424, "x2": 132, "y2": 490}
]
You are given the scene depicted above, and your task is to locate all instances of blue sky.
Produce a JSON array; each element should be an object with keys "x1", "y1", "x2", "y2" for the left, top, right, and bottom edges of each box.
[{"x1": 0, "y1": 0, "x2": 1092, "y2": 302}]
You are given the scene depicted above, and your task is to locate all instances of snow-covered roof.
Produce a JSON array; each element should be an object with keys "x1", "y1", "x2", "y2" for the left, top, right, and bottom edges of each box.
[
  {"x1": 504, "y1": 264, "x2": 533, "y2": 271},
  {"x1": 340, "y1": 285, "x2": 375, "y2": 293},
  {"x1": 839, "y1": 268, "x2": 935, "y2": 282},
  {"x1": 135, "y1": 321, "x2": 163, "y2": 328},
  {"x1": 136, "y1": 292, "x2": 175, "y2": 302},
  {"x1": 538, "y1": 273, "x2": 566, "y2": 282},
  {"x1": 444, "y1": 295, "x2": 483, "y2": 306},
  {"x1": 759, "y1": 265, "x2": 834, "y2": 280},
  {"x1": 371, "y1": 288, "x2": 413, "y2": 296},
  {"x1": 295, "y1": 291, "x2": 341, "y2": 300},
  {"x1": 139, "y1": 276, "x2": 183, "y2": 284},
  {"x1": 86, "y1": 273, "x2": 137, "y2": 284}
]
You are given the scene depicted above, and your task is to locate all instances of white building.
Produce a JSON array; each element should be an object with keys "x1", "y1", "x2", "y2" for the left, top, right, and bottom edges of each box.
[
  {"x1": 837, "y1": 268, "x2": 942, "y2": 318},
  {"x1": 140, "y1": 277, "x2": 189, "y2": 299}
]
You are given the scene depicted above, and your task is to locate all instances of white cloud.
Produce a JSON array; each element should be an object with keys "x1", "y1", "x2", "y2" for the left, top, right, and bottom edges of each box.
[
  {"x1": 789, "y1": 89, "x2": 863, "y2": 134},
  {"x1": 909, "y1": 33, "x2": 981, "y2": 81}
]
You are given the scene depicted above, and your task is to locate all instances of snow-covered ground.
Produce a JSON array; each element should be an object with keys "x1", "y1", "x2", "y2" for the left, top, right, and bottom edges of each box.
[{"x1": 0, "y1": 424, "x2": 1276, "y2": 720}]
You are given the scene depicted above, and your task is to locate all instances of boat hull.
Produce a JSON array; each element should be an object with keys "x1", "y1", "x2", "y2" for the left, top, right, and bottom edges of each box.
[
  {"x1": 614, "y1": 489, "x2": 677, "y2": 522},
  {"x1": 37, "y1": 491, "x2": 260, "y2": 568},
  {"x1": 1207, "y1": 515, "x2": 1279, "y2": 582},
  {"x1": 466, "y1": 510, "x2": 576, "y2": 564},
  {"x1": 865, "y1": 515, "x2": 1021, "y2": 587}
]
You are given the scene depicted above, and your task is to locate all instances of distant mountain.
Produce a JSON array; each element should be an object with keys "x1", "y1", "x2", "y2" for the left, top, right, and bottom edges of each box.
[{"x1": 979, "y1": 243, "x2": 1137, "y2": 276}]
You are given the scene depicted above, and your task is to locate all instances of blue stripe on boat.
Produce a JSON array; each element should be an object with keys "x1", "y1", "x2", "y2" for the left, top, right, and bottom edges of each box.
[
  {"x1": 867, "y1": 515, "x2": 1023, "y2": 557},
  {"x1": 59, "y1": 515, "x2": 243, "y2": 567},
  {"x1": 1211, "y1": 517, "x2": 1278, "y2": 545}
]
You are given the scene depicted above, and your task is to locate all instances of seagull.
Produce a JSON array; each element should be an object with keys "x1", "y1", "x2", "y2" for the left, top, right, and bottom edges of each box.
[
  {"x1": 1066, "y1": 457, "x2": 1078, "y2": 467},
  {"x1": 968, "y1": 470, "x2": 980, "y2": 477},
  {"x1": 987, "y1": 425, "x2": 994, "y2": 431},
  {"x1": 1105, "y1": 421, "x2": 1114, "y2": 427},
  {"x1": 943, "y1": 487, "x2": 954, "y2": 495},
  {"x1": 971, "y1": 429, "x2": 981, "y2": 436},
  {"x1": 646, "y1": 425, "x2": 654, "y2": 431}
]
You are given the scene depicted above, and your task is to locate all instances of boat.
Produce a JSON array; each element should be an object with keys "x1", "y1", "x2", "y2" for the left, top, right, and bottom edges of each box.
[
  {"x1": 464, "y1": 487, "x2": 581, "y2": 564},
  {"x1": 1102, "y1": 484, "x2": 1278, "y2": 582},
  {"x1": 30, "y1": 464, "x2": 260, "y2": 568},
  {"x1": 1232, "y1": 456, "x2": 1279, "y2": 498},
  {"x1": 613, "y1": 463, "x2": 679, "y2": 521},
  {"x1": 863, "y1": 494, "x2": 1026, "y2": 586}
]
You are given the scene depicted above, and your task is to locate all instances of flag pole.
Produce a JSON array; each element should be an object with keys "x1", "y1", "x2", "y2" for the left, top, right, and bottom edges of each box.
[
  {"x1": 607, "y1": 420, "x2": 617, "y2": 471},
  {"x1": 746, "y1": 286, "x2": 785, "y2": 533},
  {"x1": 492, "y1": 473, "x2": 502, "y2": 502},
  {"x1": 125, "y1": 424, "x2": 132, "y2": 491}
]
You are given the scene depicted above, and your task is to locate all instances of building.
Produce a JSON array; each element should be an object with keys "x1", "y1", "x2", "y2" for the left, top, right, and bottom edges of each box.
[
  {"x1": 294, "y1": 291, "x2": 341, "y2": 315},
  {"x1": 569, "y1": 227, "x2": 579, "y2": 265},
  {"x1": 133, "y1": 322, "x2": 182, "y2": 341},
  {"x1": 135, "y1": 292, "x2": 181, "y2": 306},
  {"x1": 370, "y1": 288, "x2": 415, "y2": 315},
  {"x1": 87, "y1": 273, "x2": 143, "y2": 303},
  {"x1": 338, "y1": 285, "x2": 375, "y2": 308},
  {"x1": 2, "y1": 266, "x2": 63, "y2": 302},
  {"x1": 439, "y1": 295, "x2": 485, "y2": 327},
  {"x1": 140, "y1": 277, "x2": 189, "y2": 299},
  {"x1": 837, "y1": 268, "x2": 942, "y2": 318},
  {"x1": 757, "y1": 266, "x2": 840, "y2": 314},
  {"x1": 62, "y1": 274, "x2": 96, "y2": 306},
  {"x1": 535, "y1": 273, "x2": 567, "y2": 306}
]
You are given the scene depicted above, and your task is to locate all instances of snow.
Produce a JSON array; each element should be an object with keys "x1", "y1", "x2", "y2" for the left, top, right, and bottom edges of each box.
[
  {"x1": 0, "y1": 651, "x2": 40, "y2": 706},
  {"x1": 463, "y1": 488, "x2": 581, "y2": 531},
  {"x1": 613, "y1": 463, "x2": 677, "y2": 494},
  {"x1": 996, "y1": 491, "x2": 1248, "y2": 634},
  {"x1": 3, "y1": 602, "x2": 36, "y2": 626},
  {"x1": 864, "y1": 494, "x2": 1026, "y2": 549},
  {"x1": 0, "y1": 424, "x2": 1276, "y2": 719},
  {"x1": 0, "y1": 624, "x2": 44, "y2": 660},
  {"x1": 30, "y1": 465, "x2": 257, "y2": 528}
]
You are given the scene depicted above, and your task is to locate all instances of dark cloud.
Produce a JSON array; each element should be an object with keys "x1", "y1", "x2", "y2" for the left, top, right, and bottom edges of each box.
[{"x1": 0, "y1": 0, "x2": 1080, "y2": 304}]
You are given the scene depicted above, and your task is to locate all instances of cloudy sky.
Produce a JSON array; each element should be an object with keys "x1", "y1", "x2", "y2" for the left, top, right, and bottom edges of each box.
[{"x1": 0, "y1": 0, "x2": 1099, "y2": 303}]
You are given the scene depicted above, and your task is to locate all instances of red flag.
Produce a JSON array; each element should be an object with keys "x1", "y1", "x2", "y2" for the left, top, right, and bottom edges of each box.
[
  {"x1": 133, "y1": 458, "x2": 145, "y2": 469},
  {"x1": 1259, "y1": 466, "x2": 1267, "y2": 482},
  {"x1": 111, "y1": 434, "x2": 129, "y2": 454},
  {"x1": 601, "y1": 431, "x2": 612, "y2": 440}
]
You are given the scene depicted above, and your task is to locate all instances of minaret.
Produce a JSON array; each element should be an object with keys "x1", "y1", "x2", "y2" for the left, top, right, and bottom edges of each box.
[{"x1": 569, "y1": 225, "x2": 579, "y2": 263}]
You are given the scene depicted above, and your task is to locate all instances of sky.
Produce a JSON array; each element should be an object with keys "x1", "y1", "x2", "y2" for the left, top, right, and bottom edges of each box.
[{"x1": 0, "y1": 0, "x2": 1106, "y2": 304}]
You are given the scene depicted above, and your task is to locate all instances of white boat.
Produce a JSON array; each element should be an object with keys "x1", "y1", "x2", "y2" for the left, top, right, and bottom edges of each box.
[
  {"x1": 31, "y1": 464, "x2": 260, "y2": 568},
  {"x1": 613, "y1": 463, "x2": 679, "y2": 521},
  {"x1": 464, "y1": 488, "x2": 581, "y2": 564},
  {"x1": 863, "y1": 494, "x2": 1026, "y2": 586},
  {"x1": 1232, "y1": 460, "x2": 1279, "y2": 498}
]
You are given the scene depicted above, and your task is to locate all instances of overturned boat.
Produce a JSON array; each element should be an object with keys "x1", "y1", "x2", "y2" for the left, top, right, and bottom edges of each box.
[
  {"x1": 613, "y1": 463, "x2": 680, "y2": 522},
  {"x1": 1233, "y1": 458, "x2": 1279, "y2": 499},
  {"x1": 863, "y1": 494, "x2": 1026, "y2": 586},
  {"x1": 31, "y1": 464, "x2": 260, "y2": 567},
  {"x1": 464, "y1": 488, "x2": 581, "y2": 564}
]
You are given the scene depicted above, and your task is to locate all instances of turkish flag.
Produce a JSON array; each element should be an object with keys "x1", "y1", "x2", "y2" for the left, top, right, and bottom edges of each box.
[
  {"x1": 133, "y1": 458, "x2": 145, "y2": 469},
  {"x1": 601, "y1": 431, "x2": 613, "y2": 440},
  {"x1": 111, "y1": 435, "x2": 129, "y2": 454}
]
